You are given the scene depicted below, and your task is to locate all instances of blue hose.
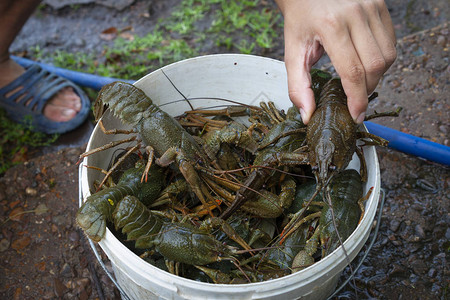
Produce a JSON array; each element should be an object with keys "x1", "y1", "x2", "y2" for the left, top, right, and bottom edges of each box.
[
  {"x1": 12, "y1": 56, "x2": 135, "y2": 90},
  {"x1": 11, "y1": 56, "x2": 450, "y2": 166},
  {"x1": 364, "y1": 122, "x2": 450, "y2": 165}
]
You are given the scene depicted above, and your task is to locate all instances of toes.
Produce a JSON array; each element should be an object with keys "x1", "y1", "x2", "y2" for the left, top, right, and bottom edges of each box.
[
  {"x1": 48, "y1": 87, "x2": 82, "y2": 112},
  {"x1": 43, "y1": 103, "x2": 77, "y2": 122}
]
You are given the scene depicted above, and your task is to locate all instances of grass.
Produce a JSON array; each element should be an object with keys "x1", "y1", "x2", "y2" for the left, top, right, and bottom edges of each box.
[
  {"x1": 0, "y1": 109, "x2": 58, "y2": 175},
  {"x1": 1, "y1": 0, "x2": 283, "y2": 175},
  {"x1": 47, "y1": 0, "x2": 283, "y2": 79}
]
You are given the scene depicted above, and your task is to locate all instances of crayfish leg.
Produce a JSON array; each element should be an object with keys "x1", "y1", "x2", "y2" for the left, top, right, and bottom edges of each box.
[
  {"x1": 155, "y1": 147, "x2": 217, "y2": 216},
  {"x1": 151, "y1": 180, "x2": 188, "y2": 208},
  {"x1": 98, "y1": 119, "x2": 136, "y2": 135},
  {"x1": 192, "y1": 198, "x2": 223, "y2": 217},
  {"x1": 355, "y1": 147, "x2": 368, "y2": 182},
  {"x1": 220, "y1": 168, "x2": 269, "y2": 219},
  {"x1": 279, "y1": 186, "x2": 322, "y2": 244},
  {"x1": 78, "y1": 136, "x2": 137, "y2": 163},
  {"x1": 258, "y1": 128, "x2": 307, "y2": 150},
  {"x1": 165, "y1": 260, "x2": 181, "y2": 276},
  {"x1": 358, "y1": 187, "x2": 373, "y2": 224},
  {"x1": 194, "y1": 266, "x2": 232, "y2": 284},
  {"x1": 291, "y1": 224, "x2": 321, "y2": 272},
  {"x1": 179, "y1": 113, "x2": 228, "y2": 132},
  {"x1": 280, "y1": 211, "x2": 321, "y2": 244},
  {"x1": 368, "y1": 92, "x2": 378, "y2": 102},
  {"x1": 200, "y1": 217, "x2": 254, "y2": 255},
  {"x1": 185, "y1": 105, "x2": 258, "y2": 117},
  {"x1": 260, "y1": 101, "x2": 285, "y2": 124},
  {"x1": 357, "y1": 131, "x2": 389, "y2": 147},
  {"x1": 364, "y1": 107, "x2": 402, "y2": 120},
  {"x1": 97, "y1": 144, "x2": 141, "y2": 190},
  {"x1": 141, "y1": 146, "x2": 155, "y2": 183}
]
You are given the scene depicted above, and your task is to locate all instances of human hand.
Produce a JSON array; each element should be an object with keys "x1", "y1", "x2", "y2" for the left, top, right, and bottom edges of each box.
[{"x1": 275, "y1": 0, "x2": 396, "y2": 124}]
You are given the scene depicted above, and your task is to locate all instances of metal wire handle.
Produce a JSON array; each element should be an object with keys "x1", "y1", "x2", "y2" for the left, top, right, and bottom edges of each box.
[{"x1": 327, "y1": 188, "x2": 386, "y2": 299}]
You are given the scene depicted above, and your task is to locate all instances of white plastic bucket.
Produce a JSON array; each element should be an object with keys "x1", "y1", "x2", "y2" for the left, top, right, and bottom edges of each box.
[{"x1": 80, "y1": 54, "x2": 380, "y2": 300}]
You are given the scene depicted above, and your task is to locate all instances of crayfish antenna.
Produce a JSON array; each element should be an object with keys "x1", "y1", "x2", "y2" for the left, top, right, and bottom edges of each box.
[
  {"x1": 279, "y1": 185, "x2": 322, "y2": 244},
  {"x1": 324, "y1": 188, "x2": 359, "y2": 299},
  {"x1": 161, "y1": 69, "x2": 194, "y2": 111},
  {"x1": 219, "y1": 168, "x2": 269, "y2": 220},
  {"x1": 228, "y1": 257, "x2": 252, "y2": 283}
]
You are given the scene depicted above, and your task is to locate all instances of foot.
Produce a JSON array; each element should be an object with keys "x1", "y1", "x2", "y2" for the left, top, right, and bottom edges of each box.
[{"x1": 0, "y1": 58, "x2": 82, "y2": 122}]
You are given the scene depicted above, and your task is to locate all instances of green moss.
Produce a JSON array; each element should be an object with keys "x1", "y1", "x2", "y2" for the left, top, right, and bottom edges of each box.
[{"x1": 0, "y1": 109, "x2": 58, "y2": 175}]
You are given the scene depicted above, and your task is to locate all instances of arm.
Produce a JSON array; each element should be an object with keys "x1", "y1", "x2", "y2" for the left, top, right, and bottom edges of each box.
[{"x1": 275, "y1": 0, "x2": 396, "y2": 124}]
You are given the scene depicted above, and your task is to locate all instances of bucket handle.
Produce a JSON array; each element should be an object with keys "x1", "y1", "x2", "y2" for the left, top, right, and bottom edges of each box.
[
  {"x1": 327, "y1": 188, "x2": 386, "y2": 299},
  {"x1": 78, "y1": 163, "x2": 132, "y2": 300}
]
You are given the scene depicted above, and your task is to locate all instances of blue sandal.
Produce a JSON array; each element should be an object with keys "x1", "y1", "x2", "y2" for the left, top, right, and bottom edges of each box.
[{"x1": 0, "y1": 64, "x2": 90, "y2": 134}]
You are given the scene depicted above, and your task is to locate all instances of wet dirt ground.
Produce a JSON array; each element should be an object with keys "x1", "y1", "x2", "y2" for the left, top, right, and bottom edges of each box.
[{"x1": 1, "y1": 1, "x2": 449, "y2": 299}]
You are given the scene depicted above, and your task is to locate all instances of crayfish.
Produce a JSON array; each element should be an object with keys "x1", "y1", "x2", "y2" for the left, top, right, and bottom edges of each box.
[
  {"x1": 281, "y1": 77, "x2": 400, "y2": 242},
  {"x1": 76, "y1": 160, "x2": 164, "y2": 242},
  {"x1": 113, "y1": 195, "x2": 237, "y2": 266},
  {"x1": 289, "y1": 169, "x2": 370, "y2": 273},
  {"x1": 221, "y1": 74, "x2": 400, "y2": 222},
  {"x1": 77, "y1": 82, "x2": 256, "y2": 241},
  {"x1": 76, "y1": 69, "x2": 399, "y2": 284}
]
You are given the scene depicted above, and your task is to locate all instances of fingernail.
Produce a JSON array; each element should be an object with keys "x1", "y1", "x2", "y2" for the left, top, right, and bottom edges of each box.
[
  {"x1": 356, "y1": 112, "x2": 366, "y2": 124},
  {"x1": 299, "y1": 108, "x2": 306, "y2": 122}
]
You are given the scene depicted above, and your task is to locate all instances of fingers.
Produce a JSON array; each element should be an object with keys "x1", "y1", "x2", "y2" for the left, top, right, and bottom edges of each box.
[
  {"x1": 348, "y1": 13, "x2": 385, "y2": 94},
  {"x1": 357, "y1": 0, "x2": 397, "y2": 93},
  {"x1": 283, "y1": 21, "x2": 324, "y2": 124},
  {"x1": 321, "y1": 17, "x2": 369, "y2": 124},
  {"x1": 320, "y1": 1, "x2": 396, "y2": 123},
  {"x1": 376, "y1": 0, "x2": 396, "y2": 43},
  {"x1": 284, "y1": 47, "x2": 316, "y2": 124},
  {"x1": 367, "y1": 1, "x2": 397, "y2": 68},
  {"x1": 278, "y1": 0, "x2": 396, "y2": 124}
]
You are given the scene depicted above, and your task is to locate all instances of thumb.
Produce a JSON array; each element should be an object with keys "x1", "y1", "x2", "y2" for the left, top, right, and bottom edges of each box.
[{"x1": 284, "y1": 52, "x2": 316, "y2": 124}]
